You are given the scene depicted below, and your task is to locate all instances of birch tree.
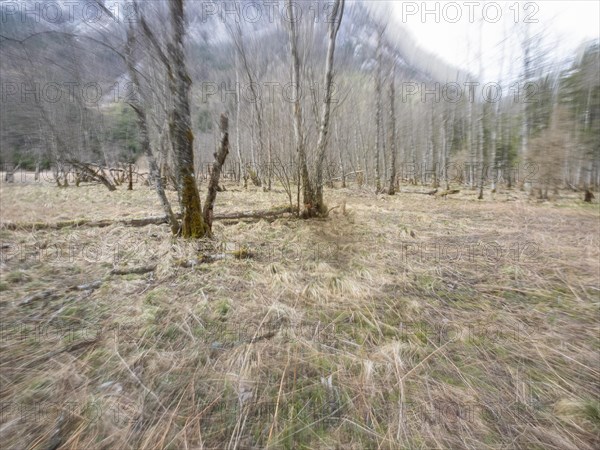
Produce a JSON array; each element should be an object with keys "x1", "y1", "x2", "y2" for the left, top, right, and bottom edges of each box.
[{"x1": 286, "y1": 0, "x2": 346, "y2": 217}]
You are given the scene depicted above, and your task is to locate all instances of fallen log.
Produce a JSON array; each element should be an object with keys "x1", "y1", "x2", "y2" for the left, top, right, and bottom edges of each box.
[
  {"x1": 16, "y1": 279, "x2": 103, "y2": 306},
  {"x1": 0, "y1": 217, "x2": 163, "y2": 231},
  {"x1": 435, "y1": 189, "x2": 460, "y2": 198},
  {"x1": 213, "y1": 206, "x2": 292, "y2": 220},
  {"x1": 401, "y1": 189, "x2": 438, "y2": 195},
  {"x1": 67, "y1": 161, "x2": 117, "y2": 192},
  {"x1": 18, "y1": 289, "x2": 59, "y2": 306},
  {"x1": 0, "y1": 207, "x2": 294, "y2": 231},
  {"x1": 110, "y1": 265, "x2": 156, "y2": 275}
]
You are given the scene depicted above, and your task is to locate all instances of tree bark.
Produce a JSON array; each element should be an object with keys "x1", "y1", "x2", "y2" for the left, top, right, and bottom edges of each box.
[
  {"x1": 311, "y1": 0, "x2": 345, "y2": 216},
  {"x1": 168, "y1": 0, "x2": 208, "y2": 238},
  {"x1": 286, "y1": 0, "x2": 314, "y2": 217},
  {"x1": 203, "y1": 114, "x2": 230, "y2": 233},
  {"x1": 388, "y1": 68, "x2": 397, "y2": 195},
  {"x1": 374, "y1": 31, "x2": 383, "y2": 193},
  {"x1": 128, "y1": 163, "x2": 133, "y2": 190}
]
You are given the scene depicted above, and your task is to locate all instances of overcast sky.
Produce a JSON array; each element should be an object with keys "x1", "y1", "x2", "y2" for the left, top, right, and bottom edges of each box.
[{"x1": 392, "y1": 1, "x2": 600, "y2": 82}]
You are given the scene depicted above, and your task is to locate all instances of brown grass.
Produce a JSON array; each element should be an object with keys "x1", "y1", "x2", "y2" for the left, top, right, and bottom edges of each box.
[{"x1": 0, "y1": 178, "x2": 599, "y2": 449}]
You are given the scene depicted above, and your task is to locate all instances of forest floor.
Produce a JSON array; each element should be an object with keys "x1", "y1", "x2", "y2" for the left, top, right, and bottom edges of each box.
[{"x1": 0, "y1": 179, "x2": 599, "y2": 450}]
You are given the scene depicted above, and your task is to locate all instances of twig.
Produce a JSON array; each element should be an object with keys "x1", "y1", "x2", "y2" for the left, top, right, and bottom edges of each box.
[
  {"x1": 114, "y1": 343, "x2": 167, "y2": 412},
  {"x1": 110, "y1": 266, "x2": 156, "y2": 275},
  {"x1": 0, "y1": 208, "x2": 293, "y2": 231}
]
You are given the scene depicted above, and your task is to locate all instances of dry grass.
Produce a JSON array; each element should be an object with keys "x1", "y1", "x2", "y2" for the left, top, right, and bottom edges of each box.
[{"x1": 0, "y1": 178, "x2": 599, "y2": 449}]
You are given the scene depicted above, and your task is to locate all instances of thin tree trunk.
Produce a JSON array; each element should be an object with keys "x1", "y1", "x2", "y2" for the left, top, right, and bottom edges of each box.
[
  {"x1": 374, "y1": 31, "x2": 383, "y2": 193},
  {"x1": 388, "y1": 68, "x2": 397, "y2": 195},
  {"x1": 430, "y1": 102, "x2": 438, "y2": 188},
  {"x1": 125, "y1": 25, "x2": 178, "y2": 235},
  {"x1": 478, "y1": 105, "x2": 486, "y2": 200},
  {"x1": 268, "y1": 101, "x2": 273, "y2": 191},
  {"x1": 336, "y1": 122, "x2": 346, "y2": 188},
  {"x1": 312, "y1": 0, "x2": 345, "y2": 215},
  {"x1": 286, "y1": 0, "x2": 313, "y2": 217},
  {"x1": 234, "y1": 24, "x2": 264, "y2": 182},
  {"x1": 203, "y1": 114, "x2": 229, "y2": 233},
  {"x1": 235, "y1": 63, "x2": 243, "y2": 183}
]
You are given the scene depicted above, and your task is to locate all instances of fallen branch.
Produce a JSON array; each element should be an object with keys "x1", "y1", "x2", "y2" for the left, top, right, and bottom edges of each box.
[
  {"x1": 67, "y1": 161, "x2": 117, "y2": 191},
  {"x1": 1, "y1": 208, "x2": 293, "y2": 231},
  {"x1": 73, "y1": 280, "x2": 103, "y2": 291},
  {"x1": 214, "y1": 206, "x2": 293, "y2": 221},
  {"x1": 0, "y1": 216, "x2": 175, "y2": 230},
  {"x1": 18, "y1": 289, "x2": 59, "y2": 306},
  {"x1": 403, "y1": 189, "x2": 438, "y2": 195},
  {"x1": 17, "y1": 279, "x2": 103, "y2": 306},
  {"x1": 0, "y1": 217, "x2": 165, "y2": 231},
  {"x1": 110, "y1": 265, "x2": 156, "y2": 275},
  {"x1": 435, "y1": 189, "x2": 460, "y2": 198}
]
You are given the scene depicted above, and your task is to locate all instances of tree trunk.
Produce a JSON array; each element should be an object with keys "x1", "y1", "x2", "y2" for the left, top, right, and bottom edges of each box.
[
  {"x1": 311, "y1": 0, "x2": 345, "y2": 216},
  {"x1": 286, "y1": 0, "x2": 313, "y2": 217},
  {"x1": 203, "y1": 114, "x2": 230, "y2": 233},
  {"x1": 128, "y1": 163, "x2": 133, "y2": 190},
  {"x1": 388, "y1": 69, "x2": 397, "y2": 195},
  {"x1": 235, "y1": 62, "x2": 243, "y2": 184},
  {"x1": 374, "y1": 31, "x2": 383, "y2": 193},
  {"x1": 477, "y1": 104, "x2": 486, "y2": 200},
  {"x1": 125, "y1": 26, "x2": 179, "y2": 235},
  {"x1": 168, "y1": 0, "x2": 208, "y2": 238}
]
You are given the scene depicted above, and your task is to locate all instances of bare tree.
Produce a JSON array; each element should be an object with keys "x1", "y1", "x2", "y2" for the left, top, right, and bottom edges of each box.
[
  {"x1": 137, "y1": 0, "x2": 208, "y2": 237},
  {"x1": 387, "y1": 65, "x2": 397, "y2": 195},
  {"x1": 124, "y1": 22, "x2": 178, "y2": 235},
  {"x1": 374, "y1": 29, "x2": 384, "y2": 193},
  {"x1": 287, "y1": 0, "x2": 346, "y2": 217}
]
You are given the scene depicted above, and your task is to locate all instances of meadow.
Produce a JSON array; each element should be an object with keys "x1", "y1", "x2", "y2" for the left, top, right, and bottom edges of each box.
[{"x1": 1, "y1": 178, "x2": 598, "y2": 449}]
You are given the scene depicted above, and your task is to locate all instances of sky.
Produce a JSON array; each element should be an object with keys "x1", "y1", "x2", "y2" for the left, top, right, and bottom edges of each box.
[{"x1": 392, "y1": 1, "x2": 600, "y2": 82}]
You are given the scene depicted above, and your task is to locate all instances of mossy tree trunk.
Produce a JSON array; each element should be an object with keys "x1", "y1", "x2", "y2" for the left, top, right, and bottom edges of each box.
[
  {"x1": 136, "y1": 0, "x2": 208, "y2": 237},
  {"x1": 167, "y1": 0, "x2": 208, "y2": 238}
]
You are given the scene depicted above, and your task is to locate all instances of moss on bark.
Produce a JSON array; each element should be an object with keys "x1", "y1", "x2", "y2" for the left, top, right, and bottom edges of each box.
[{"x1": 180, "y1": 174, "x2": 208, "y2": 238}]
